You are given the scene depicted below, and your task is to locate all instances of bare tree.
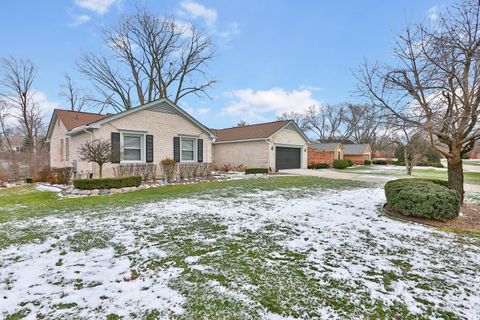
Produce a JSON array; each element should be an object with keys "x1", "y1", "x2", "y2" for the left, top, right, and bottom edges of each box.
[
  {"x1": 78, "y1": 8, "x2": 216, "y2": 112},
  {"x1": 78, "y1": 139, "x2": 112, "y2": 178},
  {"x1": 59, "y1": 73, "x2": 92, "y2": 112},
  {"x1": 0, "y1": 100, "x2": 13, "y2": 152},
  {"x1": 236, "y1": 120, "x2": 247, "y2": 127},
  {"x1": 0, "y1": 57, "x2": 43, "y2": 154},
  {"x1": 356, "y1": 0, "x2": 480, "y2": 202},
  {"x1": 277, "y1": 111, "x2": 311, "y2": 132},
  {"x1": 393, "y1": 125, "x2": 427, "y2": 175}
]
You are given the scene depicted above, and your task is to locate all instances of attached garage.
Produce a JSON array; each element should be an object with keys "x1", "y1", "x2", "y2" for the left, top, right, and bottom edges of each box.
[
  {"x1": 276, "y1": 146, "x2": 301, "y2": 170},
  {"x1": 212, "y1": 120, "x2": 309, "y2": 172}
]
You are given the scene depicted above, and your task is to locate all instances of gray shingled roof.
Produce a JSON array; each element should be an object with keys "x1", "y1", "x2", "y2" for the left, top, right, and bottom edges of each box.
[
  {"x1": 344, "y1": 144, "x2": 370, "y2": 155},
  {"x1": 309, "y1": 142, "x2": 342, "y2": 151}
]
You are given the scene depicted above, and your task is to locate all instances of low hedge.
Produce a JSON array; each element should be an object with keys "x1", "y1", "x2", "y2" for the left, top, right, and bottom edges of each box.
[
  {"x1": 308, "y1": 163, "x2": 329, "y2": 169},
  {"x1": 372, "y1": 159, "x2": 387, "y2": 165},
  {"x1": 25, "y1": 177, "x2": 33, "y2": 184},
  {"x1": 364, "y1": 160, "x2": 372, "y2": 165},
  {"x1": 73, "y1": 176, "x2": 142, "y2": 190},
  {"x1": 384, "y1": 178, "x2": 459, "y2": 221},
  {"x1": 333, "y1": 159, "x2": 350, "y2": 169},
  {"x1": 245, "y1": 168, "x2": 268, "y2": 174},
  {"x1": 345, "y1": 159, "x2": 354, "y2": 166}
]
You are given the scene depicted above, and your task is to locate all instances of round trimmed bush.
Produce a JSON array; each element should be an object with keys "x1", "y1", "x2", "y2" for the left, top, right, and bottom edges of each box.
[
  {"x1": 364, "y1": 160, "x2": 372, "y2": 165},
  {"x1": 373, "y1": 159, "x2": 387, "y2": 165},
  {"x1": 345, "y1": 159, "x2": 354, "y2": 166},
  {"x1": 385, "y1": 178, "x2": 460, "y2": 221},
  {"x1": 333, "y1": 159, "x2": 350, "y2": 169}
]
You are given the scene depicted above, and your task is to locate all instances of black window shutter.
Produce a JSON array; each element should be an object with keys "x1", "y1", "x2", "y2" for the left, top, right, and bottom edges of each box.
[
  {"x1": 173, "y1": 137, "x2": 180, "y2": 162},
  {"x1": 146, "y1": 135, "x2": 153, "y2": 163},
  {"x1": 197, "y1": 139, "x2": 203, "y2": 162},
  {"x1": 111, "y1": 132, "x2": 120, "y2": 163}
]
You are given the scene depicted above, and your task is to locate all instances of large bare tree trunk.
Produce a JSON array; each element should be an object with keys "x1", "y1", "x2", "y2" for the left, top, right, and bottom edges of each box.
[{"x1": 447, "y1": 152, "x2": 464, "y2": 204}]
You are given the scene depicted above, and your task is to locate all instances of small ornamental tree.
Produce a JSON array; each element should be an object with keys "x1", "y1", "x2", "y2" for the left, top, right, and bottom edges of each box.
[{"x1": 78, "y1": 139, "x2": 112, "y2": 178}]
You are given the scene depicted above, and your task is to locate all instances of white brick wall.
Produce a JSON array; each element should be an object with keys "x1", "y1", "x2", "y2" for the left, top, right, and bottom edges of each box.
[
  {"x1": 212, "y1": 126, "x2": 308, "y2": 171},
  {"x1": 49, "y1": 109, "x2": 213, "y2": 178},
  {"x1": 213, "y1": 140, "x2": 270, "y2": 170}
]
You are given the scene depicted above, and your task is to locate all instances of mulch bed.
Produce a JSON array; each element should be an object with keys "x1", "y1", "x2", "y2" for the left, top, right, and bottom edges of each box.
[{"x1": 383, "y1": 203, "x2": 480, "y2": 233}]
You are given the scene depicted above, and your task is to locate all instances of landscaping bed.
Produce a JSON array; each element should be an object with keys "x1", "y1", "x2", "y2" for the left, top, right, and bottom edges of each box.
[{"x1": 383, "y1": 203, "x2": 480, "y2": 233}]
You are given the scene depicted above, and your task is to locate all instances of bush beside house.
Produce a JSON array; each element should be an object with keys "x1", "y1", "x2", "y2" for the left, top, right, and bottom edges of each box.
[
  {"x1": 333, "y1": 159, "x2": 351, "y2": 169},
  {"x1": 74, "y1": 176, "x2": 142, "y2": 190},
  {"x1": 308, "y1": 163, "x2": 329, "y2": 169}
]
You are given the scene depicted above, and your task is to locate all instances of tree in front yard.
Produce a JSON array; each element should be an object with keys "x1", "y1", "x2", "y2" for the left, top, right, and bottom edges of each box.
[
  {"x1": 394, "y1": 128, "x2": 426, "y2": 176},
  {"x1": 78, "y1": 139, "x2": 111, "y2": 178},
  {"x1": 357, "y1": 0, "x2": 480, "y2": 203}
]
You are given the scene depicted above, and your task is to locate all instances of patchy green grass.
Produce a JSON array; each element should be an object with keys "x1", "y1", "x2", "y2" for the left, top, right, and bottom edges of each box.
[
  {"x1": 341, "y1": 165, "x2": 480, "y2": 184},
  {"x1": 1, "y1": 176, "x2": 479, "y2": 319},
  {"x1": 0, "y1": 176, "x2": 366, "y2": 224}
]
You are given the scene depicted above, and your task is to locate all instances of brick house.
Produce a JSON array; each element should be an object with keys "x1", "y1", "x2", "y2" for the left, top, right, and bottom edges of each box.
[
  {"x1": 343, "y1": 144, "x2": 372, "y2": 164},
  {"x1": 46, "y1": 98, "x2": 215, "y2": 178},
  {"x1": 46, "y1": 98, "x2": 310, "y2": 178},
  {"x1": 308, "y1": 143, "x2": 344, "y2": 167},
  {"x1": 212, "y1": 121, "x2": 309, "y2": 171}
]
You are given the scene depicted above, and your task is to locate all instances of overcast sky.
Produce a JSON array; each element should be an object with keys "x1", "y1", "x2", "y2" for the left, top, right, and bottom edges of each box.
[{"x1": 0, "y1": 0, "x2": 447, "y2": 128}]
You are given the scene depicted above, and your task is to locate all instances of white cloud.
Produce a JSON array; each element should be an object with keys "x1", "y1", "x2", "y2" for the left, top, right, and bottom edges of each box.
[
  {"x1": 32, "y1": 90, "x2": 60, "y2": 114},
  {"x1": 179, "y1": 1, "x2": 217, "y2": 26},
  {"x1": 2, "y1": 91, "x2": 59, "y2": 126},
  {"x1": 74, "y1": 0, "x2": 119, "y2": 15},
  {"x1": 223, "y1": 87, "x2": 321, "y2": 121},
  {"x1": 69, "y1": 14, "x2": 91, "y2": 27},
  {"x1": 427, "y1": 6, "x2": 439, "y2": 22}
]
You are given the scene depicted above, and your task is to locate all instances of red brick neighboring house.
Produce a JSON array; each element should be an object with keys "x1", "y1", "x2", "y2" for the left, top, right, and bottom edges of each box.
[
  {"x1": 344, "y1": 144, "x2": 372, "y2": 164},
  {"x1": 308, "y1": 143, "x2": 344, "y2": 167},
  {"x1": 469, "y1": 141, "x2": 480, "y2": 159}
]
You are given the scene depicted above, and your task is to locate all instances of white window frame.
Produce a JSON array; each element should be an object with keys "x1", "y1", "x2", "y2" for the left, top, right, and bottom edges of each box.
[
  {"x1": 60, "y1": 139, "x2": 64, "y2": 161},
  {"x1": 120, "y1": 131, "x2": 146, "y2": 163},
  {"x1": 65, "y1": 138, "x2": 70, "y2": 161},
  {"x1": 180, "y1": 136, "x2": 197, "y2": 163}
]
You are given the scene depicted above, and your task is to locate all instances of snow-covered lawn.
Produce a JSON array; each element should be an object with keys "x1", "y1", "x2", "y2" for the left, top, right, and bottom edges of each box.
[{"x1": 1, "y1": 182, "x2": 480, "y2": 319}]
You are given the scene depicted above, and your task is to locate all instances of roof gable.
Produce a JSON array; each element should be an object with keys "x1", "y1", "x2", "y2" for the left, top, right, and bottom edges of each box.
[
  {"x1": 55, "y1": 109, "x2": 110, "y2": 131},
  {"x1": 309, "y1": 142, "x2": 343, "y2": 151},
  {"x1": 46, "y1": 109, "x2": 110, "y2": 141},
  {"x1": 343, "y1": 144, "x2": 371, "y2": 155},
  {"x1": 83, "y1": 98, "x2": 214, "y2": 137},
  {"x1": 212, "y1": 120, "x2": 289, "y2": 142}
]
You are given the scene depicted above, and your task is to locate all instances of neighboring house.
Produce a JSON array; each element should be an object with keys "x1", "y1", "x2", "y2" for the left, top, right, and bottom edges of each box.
[
  {"x1": 343, "y1": 144, "x2": 372, "y2": 164},
  {"x1": 469, "y1": 141, "x2": 480, "y2": 159},
  {"x1": 211, "y1": 120, "x2": 309, "y2": 171},
  {"x1": 308, "y1": 142, "x2": 344, "y2": 167},
  {"x1": 0, "y1": 135, "x2": 25, "y2": 153},
  {"x1": 46, "y1": 98, "x2": 215, "y2": 178}
]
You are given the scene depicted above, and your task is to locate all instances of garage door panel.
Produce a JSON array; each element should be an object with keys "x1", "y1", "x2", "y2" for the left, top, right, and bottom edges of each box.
[{"x1": 276, "y1": 147, "x2": 301, "y2": 170}]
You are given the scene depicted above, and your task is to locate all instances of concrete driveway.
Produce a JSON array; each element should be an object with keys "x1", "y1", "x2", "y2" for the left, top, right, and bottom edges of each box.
[{"x1": 281, "y1": 168, "x2": 480, "y2": 193}]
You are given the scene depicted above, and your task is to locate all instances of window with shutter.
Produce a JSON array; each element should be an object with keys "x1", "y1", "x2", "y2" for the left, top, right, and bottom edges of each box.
[
  {"x1": 111, "y1": 132, "x2": 120, "y2": 163},
  {"x1": 146, "y1": 135, "x2": 153, "y2": 163},
  {"x1": 197, "y1": 139, "x2": 203, "y2": 162}
]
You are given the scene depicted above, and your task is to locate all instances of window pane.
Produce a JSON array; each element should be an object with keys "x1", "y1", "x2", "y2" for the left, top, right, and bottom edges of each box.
[
  {"x1": 124, "y1": 136, "x2": 141, "y2": 148},
  {"x1": 124, "y1": 148, "x2": 141, "y2": 161},
  {"x1": 181, "y1": 138, "x2": 194, "y2": 151},
  {"x1": 182, "y1": 150, "x2": 194, "y2": 161}
]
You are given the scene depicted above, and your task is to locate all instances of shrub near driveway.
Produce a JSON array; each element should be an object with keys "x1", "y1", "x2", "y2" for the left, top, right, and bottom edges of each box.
[
  {"x1": 73, "y1": 176, "x2": 142, "y2": 190},
  {"x1": 385, "y1": 178, "x2": 460, "y2": 221},
  {"x1": 333, "y1": 159, "x2": 350, "y2": 169}
]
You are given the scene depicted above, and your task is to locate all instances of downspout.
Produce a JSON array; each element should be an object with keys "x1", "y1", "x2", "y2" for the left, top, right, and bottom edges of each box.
[
  {"x1": 266, "y1": 138, "x2": 273, "y2": 173},
  {"x1": 83, "y1": 128, "x2": 94, "y2": 176}
]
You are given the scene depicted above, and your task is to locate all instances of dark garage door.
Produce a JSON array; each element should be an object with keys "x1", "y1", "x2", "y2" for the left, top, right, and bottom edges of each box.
[{"x1": 276, "y1": 147, "x2": 301, "y2": 170}]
